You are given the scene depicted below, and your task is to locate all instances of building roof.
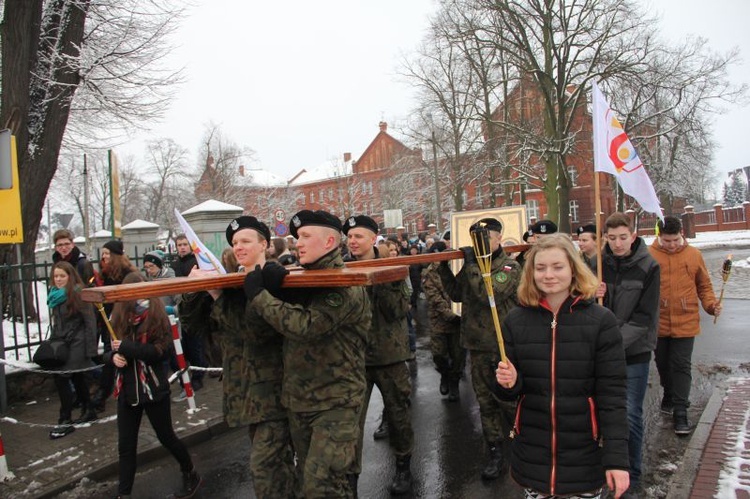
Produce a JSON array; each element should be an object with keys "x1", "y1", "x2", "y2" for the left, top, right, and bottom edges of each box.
[
  {"x1": 236, "y1": 168, "x2": 287, "y2": 188},
  {"x1": 121, "y1": 219, "x2": 159, "y2": 230},
  {"x1": 182, "y1": 200, "x2": 243, "y2": 214},
  {"x1": 289, "y1": 156, "x2": 354, "y2": 186}
]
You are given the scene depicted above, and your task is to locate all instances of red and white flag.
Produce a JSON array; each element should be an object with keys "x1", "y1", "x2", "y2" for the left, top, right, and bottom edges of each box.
[
  {"x1": 174, "y1": 208, "x2": 226, "y2": 274},
  {"x1": 591, "y1": 81, "x2": 663, "y2": 220}
]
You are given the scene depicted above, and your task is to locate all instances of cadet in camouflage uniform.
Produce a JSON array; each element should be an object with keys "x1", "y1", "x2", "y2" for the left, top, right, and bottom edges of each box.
[
  {"x1": 343, "y1": 215, "x2": 415, "y2": 495},
  {"x1": 437, "y1": 217, "x2": 521, "y2": 481},
  {"x1": 422, "y1": 241, "x2": 465, "y2": 401},
  {"x1": 179, "y1": 216, "x2": 295, "y2": 499},
  {"x1": 243, "y1": 210, "x2": 371, "y2": 499}
]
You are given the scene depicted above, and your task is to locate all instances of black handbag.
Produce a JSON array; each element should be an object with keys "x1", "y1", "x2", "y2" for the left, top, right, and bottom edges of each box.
[{"x1": 33, "y1": 337, "x2": 70, "y2": 369}]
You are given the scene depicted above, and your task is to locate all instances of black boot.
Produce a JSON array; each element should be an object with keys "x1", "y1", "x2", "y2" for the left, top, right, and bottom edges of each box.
[
  {"x1": 373, "y1": 417, "x2": 389, "y2": 440},
  {"x1": 347, "y1": 473, "x2": 359, "y2": 499},
  {"x1": 447, "y1": 378, "x2": 460, "y2": 402},
  {"x1": 673, "y1": 408, "x2": 692, "y2": 436},
  {"x1": 439, "y1": 374, "x2": 449, "y2": 396},
  {"x1": 74, "y1": 405, "x2": 98, "y2": 424},
  {"x1": 91, "y1": 390, "x2": 107, "y2": 413},
  {"x1": 481, "y1": 443, "x2": 505, "y2": 480},
  {"x1": 174, "y1": 468, "x2": 203, "y2": 499},
  {"x1": 389, "y1": 455, "x2": 412, "y2": 495}
]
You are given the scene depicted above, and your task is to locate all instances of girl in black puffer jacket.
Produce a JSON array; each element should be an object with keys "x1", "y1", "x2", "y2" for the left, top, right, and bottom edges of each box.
[
  {"x1": 493, "y1": 234, "x2": 630, "y2": 498},
  {"x1": 107, "y1": 273, "x2": 202, "y2": 499}
]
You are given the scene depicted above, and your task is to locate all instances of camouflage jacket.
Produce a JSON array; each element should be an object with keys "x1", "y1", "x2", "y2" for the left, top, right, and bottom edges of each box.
[
  {"x1": 249, "y1": 249, "x2": 371, "y2": 413},
  {"x1": 364, "y1": 279, "x2": 411, "y2": 366},
  {"x1": 422, "y1": 262, "x2": 460, "y2": 336},
  {"x1": 180, "y1": 289, "x2": 285, "y2": 426},
  {"x1": 437, "y1": 248, "x2": 520, "y2": 352}
]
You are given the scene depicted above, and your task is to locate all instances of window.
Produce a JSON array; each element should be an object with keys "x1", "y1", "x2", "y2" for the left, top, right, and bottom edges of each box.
[
  {"x1": 310, "y1": 191, "x2": 315, "y2": 203},
  {"x1": 526, "y1": 200, "x2": 539, "y2": 222},
  {"x1": 567, "y1": 165, "x2": 578, "y2": 187},
  {"x1": 475, "y1": 187, "x2": 482, "y2": 205},
  {"x1": 319, "y1": 189, "x2": 324, "y2": 202},
  {"x1": 362, "y1": 182, "x2": 367, "y2": 194},
  {"x1": 328, "y1": 188, "x2": 333, "y2": 200},
  {"x1": 569, "y1": 200, "x2": 580, "y2": 223}
]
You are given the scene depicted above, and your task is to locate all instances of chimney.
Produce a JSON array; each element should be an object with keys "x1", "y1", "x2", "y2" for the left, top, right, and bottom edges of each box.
[
  {"x1": 379, "y1": 121, "x2": 388, "y2": 132},
  {"x1": 239, "y1": 164, "x2": 245, "y2": 176},
  {"x1": 343, "y1": 152, "x2": 352, "y2": 162}
]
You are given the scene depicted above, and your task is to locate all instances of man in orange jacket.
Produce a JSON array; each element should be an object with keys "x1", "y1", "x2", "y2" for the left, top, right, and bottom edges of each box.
[{"x1": 649, "y1": 216, "x2": 722, "y2": 435}]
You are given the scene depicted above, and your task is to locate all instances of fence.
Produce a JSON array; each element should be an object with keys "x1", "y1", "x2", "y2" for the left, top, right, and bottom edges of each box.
[
  {"x1": 1, "y1": 246, "x2": 178, "y2": 363},
  {"x1": 628, "y1": 202, "x2": 750, "y2": 237}
]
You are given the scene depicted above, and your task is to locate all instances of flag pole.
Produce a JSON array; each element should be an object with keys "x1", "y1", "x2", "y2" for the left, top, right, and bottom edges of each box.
[{"x1": 594, "y1": 172, "x2": 604, "y2": 305}]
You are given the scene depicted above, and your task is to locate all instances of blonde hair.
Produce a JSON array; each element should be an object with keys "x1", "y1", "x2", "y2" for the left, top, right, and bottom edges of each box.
[{"x1": 517, "y1": 233, "x2": 599, "y2": 307}]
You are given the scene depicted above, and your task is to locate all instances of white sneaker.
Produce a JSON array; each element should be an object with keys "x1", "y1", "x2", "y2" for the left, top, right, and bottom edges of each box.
[{"x1": 172, "y1": 389, "x2": 187, "y2": 402}]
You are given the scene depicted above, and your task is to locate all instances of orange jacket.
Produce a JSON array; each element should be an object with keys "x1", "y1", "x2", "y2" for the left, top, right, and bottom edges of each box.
[{"x1": 649, "y1": 239, "x2": 718, "y2": 338}]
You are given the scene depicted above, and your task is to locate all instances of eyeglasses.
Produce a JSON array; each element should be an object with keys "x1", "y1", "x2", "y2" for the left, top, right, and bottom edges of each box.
[{"x1": 55, "y1": 242, "x2": 73, "y2": 248}]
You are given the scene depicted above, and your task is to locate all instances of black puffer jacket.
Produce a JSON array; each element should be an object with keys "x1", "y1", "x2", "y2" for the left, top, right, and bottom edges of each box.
[{"x1": 492, "y1": 296, "x2": 629, "y2": 496}]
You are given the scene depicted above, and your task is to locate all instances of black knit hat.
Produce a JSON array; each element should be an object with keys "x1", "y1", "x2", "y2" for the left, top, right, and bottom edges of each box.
[
  {"x1": 470, "y1": 217, "x2": 503, "y2": 233},
  {"x1": 576, "y1": 224, "x2": 597, "y2": 236},
  {"x1": 103, "y1": 240, "x2": 124, "y2": 256},
  {"x1": 290, "y1": 210, "x2": 342, "y2": 238},
  {"x1": 226, "y1": 216, "x2": 271, "y2": 245},
  {"x1": 342, "y1": 215, "x2": 379, "y2": 235}
]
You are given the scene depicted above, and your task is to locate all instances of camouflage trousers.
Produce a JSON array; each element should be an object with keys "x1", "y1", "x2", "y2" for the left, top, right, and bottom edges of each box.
[
  {"x1": 248, "y1": 419, "x2": 296, "y2": 499},
  {"x1": 288, "y1": 408, "x2": 360, "y2": 499},
  {"x1": 355, "y1": 361, "x2": 414, "y2": 472},
  {"x1": 430, "y1": 330, "x2": 465, "y2": 379},
  {"x1": 469, "y1": 350, "x2": 516, "y2": 444}
]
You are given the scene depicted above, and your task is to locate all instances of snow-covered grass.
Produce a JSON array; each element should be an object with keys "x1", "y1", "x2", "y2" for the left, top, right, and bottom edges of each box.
[{"x1": 2, "y1": 281, "x2": 50, "y2": 371}]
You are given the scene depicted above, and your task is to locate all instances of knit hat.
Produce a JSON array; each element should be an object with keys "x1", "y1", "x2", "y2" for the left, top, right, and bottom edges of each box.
[
  {"x1": 103, "y1": 240, "x2": 124, "y2": 255},
  {"x1": 143, "y1": 250, "x2": 165, "y2": 269}
]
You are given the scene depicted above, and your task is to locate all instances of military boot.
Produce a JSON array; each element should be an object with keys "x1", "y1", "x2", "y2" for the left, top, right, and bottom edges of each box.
[
  {"x1": 74, "y1": 404, "x2": 98, "y2": 424},
  {"x1": 389, "y1": 455, "x2": 412, "y2": 495},
  {"x1": 447, "y1": 377, "x2": 460, "y2": 402},
  {"x1": 439, "y1": 374, "x2": 449, "y2": 395},
  {"x1": 174, "y1": 468, "x2": 203, "y2": 499},
  {"x1": 481, "y1": 443, "x2": 505, "y2": 480},
  {"x1": 373, "y1": 413, "x2": 389, "y2": 440}
]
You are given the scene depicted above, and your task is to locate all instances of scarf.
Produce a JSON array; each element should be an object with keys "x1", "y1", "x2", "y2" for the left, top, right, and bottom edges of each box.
[{"x1": 48, "y1": 287, "x2": 67, "y2": 309}]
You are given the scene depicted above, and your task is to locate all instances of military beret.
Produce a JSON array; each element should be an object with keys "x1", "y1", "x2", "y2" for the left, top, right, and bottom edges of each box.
[
  {"x1": 470, "y1": 217, "x2": 503, "y2": 233},
  {"x1": 429, "y1": 241, "x2": 447, "y2": 253},
  {"x1": 522, "y1": 229, "x2": 533, "y2": 242},
  {"x1": 342, "y1": 215, "x2": 379, "y2": 235},
  {"x1": 290, "y1": 210, "x2": 342, "y2": 238},
  {"x1": 143, "y1": 250, "x2": 164, "y2": 268},
  {"x1": 226, "y1": 216, "x2": 271, "y2": 245},
  {"x1": 531, "y1": 219, "x2": 557, "y2": 235},
  {"x1": 103, "y1": 240, "x2": 124, "y2": 256},
  {"x1": 576, "y1": 224, "x2": 597, "y2": 236}
]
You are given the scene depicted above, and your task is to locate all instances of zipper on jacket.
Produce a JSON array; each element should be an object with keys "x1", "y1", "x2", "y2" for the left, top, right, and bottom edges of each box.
[
  {"x1": 550, "y1": 311, "x2": 558, "y2": 495},
  {"x1": 510, "y1": 395, "x2": 525, "y2": 439},
  {"x1": 588, "y1": 397, "x2": 599, "y2": 441}
]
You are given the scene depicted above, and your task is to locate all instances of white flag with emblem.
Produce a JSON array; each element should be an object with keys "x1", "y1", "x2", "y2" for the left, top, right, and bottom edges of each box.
[{"x1": 174, "y1": 208, "x2": 226, "y2": 274}]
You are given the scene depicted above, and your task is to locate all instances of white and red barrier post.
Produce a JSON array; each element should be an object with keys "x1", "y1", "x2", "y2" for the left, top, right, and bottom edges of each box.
[
  {"x1": 0, "y1": 428, "x2": 14, "y2": 482},
  {"x1": 170, "y1": 317, "x2": 196, "y2": 410}
]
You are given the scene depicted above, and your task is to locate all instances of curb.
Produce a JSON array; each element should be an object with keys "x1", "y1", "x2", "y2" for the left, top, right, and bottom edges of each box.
[
  {"x1": 665, "y1": 381, "x2": 727, "y2": 499},
  {"x1": 32, "y1": 415, "x2": 229, "y2": 499}
]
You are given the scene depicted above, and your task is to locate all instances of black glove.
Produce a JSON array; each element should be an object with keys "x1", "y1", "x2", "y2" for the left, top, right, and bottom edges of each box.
[
  {"x1": 460, "y1": 246, "x2": 476, "y2": 264},
  {"x1": 262, "y1": 261, "x2": 289, "y2": 298},
  {"x1": 243, "y1": 265, "x2": 264, "y2": 301}
]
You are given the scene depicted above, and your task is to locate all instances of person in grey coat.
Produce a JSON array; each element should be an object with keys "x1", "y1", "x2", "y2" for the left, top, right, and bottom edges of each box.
[{"x1": 47, "y1": 261, "x2": 98, "y2": 439}]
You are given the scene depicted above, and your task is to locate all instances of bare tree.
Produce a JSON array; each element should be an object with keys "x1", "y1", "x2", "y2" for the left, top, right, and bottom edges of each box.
[
  {"x1": 143, "y1": 137, "x2": 191, "y2": 228},
  {"x1": 194, "y1": 123, "x2": 256, "y2": 205}
]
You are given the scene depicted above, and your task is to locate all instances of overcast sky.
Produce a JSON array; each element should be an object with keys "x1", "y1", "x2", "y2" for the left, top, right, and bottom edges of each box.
[{"x1": 118, "y1": 0, "x2": 749, "y2": 181}]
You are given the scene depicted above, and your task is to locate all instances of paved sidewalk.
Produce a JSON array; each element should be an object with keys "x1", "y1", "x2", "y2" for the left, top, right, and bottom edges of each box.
[
  {"x1": 0, "y1": 375, "x2": 226, "y2": 499},
  {"x1": 668, "y1": 376, "x2": 750, "y2": 499}
]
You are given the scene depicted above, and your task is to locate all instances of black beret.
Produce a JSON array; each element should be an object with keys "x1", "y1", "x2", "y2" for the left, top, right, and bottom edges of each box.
[
  {"x1": 143, "y1": 250, "x2": 164, "y2": 268},
  {"x1": 103, "y1": 240, "x2": 124, "y2": 256},
  {"x1": 342, "y1": 215, "x2": 379, "y2": 235},
  {"x1": 429, "y1": 241, "x2": 447, "y2": 253},
  {"x1": 522, "y1": 229, "x2": 533, "y2": 242},
  {"x1": 531, "y1": 219, "x2": 558, "y2": 235},
  {"x1": 470, "y1": 217, "x2": 503, "y2": 233},
  {"x1": 290, "y1": 210, "x2": 342, "y2": 238},
  {"x1": 576, "y1": 224, "x2": 597, "y2": 236},
  {"x1": 226, "y1": 216, "x2": 271, "y2": 245}
]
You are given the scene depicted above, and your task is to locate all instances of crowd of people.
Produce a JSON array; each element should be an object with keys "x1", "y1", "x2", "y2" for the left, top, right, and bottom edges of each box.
[{"x1": 45, "y1": 208, "x2": 721, "y2": 498}]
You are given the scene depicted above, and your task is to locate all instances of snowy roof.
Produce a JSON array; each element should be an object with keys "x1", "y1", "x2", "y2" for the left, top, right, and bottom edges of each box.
[
  {"x1": 237, "y1": 168, "x2": 287, "y2": 188},
  {"x1": 92, "y1": 230, "x2": 112, "y2": 238},
  {"x1": 73, "y1": 236, "x2": 85, "y2": 244},
  {"x1": 182, "y1": 200, "x2": 243, "y2": 214},
  {"x1": 289, "y1": 157, "x2": 354, "y2": 186},
  {"x1": 122, "y1": 219, "x2": 159, "y2": 230}
]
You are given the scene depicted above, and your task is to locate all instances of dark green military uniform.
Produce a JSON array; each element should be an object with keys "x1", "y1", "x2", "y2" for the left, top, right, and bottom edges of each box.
[
  {"x1": 422, "y1": 262, "x2": 465, "y2": 384},
  {"x1": 249, "y1": 249, "x2": 370, "y2": 498},
  {"x1": 180, "y1": 289, "x2": 295, "y2": 499},
  {"x1": 353, "y1": 273, "x2": 414, "y2": 473},
  {"x1": 438, "y1": 249, "x2": 520, "y2": 446}
]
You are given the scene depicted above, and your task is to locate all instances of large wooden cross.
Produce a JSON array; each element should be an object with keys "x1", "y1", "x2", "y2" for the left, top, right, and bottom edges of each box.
[{"x1": 80, "y1": 244, "x2": 529, "y2": 303}]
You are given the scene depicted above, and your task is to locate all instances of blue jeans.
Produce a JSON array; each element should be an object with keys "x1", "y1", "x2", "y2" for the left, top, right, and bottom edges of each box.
[{"x1": 626, "y1": 361, "x2": 649, "y2": 484}]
